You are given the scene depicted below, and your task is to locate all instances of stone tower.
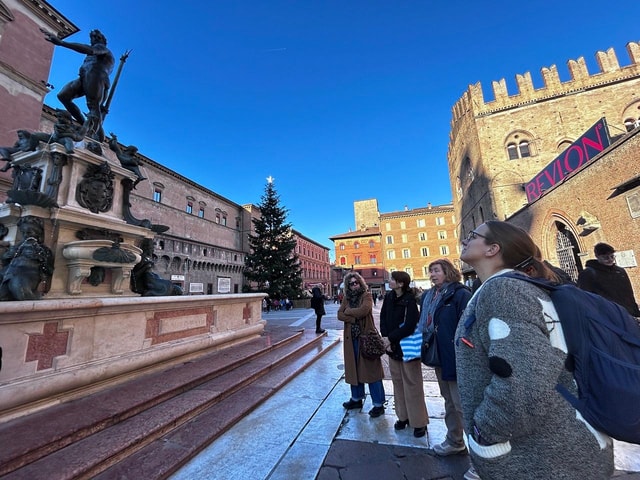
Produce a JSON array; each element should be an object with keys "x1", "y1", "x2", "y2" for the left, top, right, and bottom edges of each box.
[
  {"x1": 354, "y1": 198, "x2": 379, "y2": 230},
  {"x1": 448, "y1": 41, "x2": 640, "y2": 236}
]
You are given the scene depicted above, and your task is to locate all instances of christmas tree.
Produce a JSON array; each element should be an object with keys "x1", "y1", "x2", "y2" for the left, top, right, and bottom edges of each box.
[{"x1": 244, "y1": 177, "x2": 303, "y2": 299}]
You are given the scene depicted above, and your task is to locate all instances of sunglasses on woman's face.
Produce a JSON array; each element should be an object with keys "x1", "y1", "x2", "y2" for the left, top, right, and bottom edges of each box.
[{"x1": 349, "y1": 281, "x2": 359, "y2": 286}]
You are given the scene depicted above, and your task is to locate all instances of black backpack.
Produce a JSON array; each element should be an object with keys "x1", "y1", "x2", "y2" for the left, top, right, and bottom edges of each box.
[{"x1": 501, "y1": 272, "x2": 640, "y2": 444}]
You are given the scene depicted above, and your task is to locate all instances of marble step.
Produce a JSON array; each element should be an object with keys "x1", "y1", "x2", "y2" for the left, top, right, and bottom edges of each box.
[
  {"x1": 94, "y1": 337, "x2": 338, "y2": 479},
  {"x1": 0, "y1": 326, "x2": 334, "y2": 478}
]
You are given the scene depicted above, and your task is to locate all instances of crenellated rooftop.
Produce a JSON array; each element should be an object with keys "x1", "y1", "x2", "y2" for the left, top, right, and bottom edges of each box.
[{"x1": 450, "y1": 41, "x2": 640, "y2": 127}]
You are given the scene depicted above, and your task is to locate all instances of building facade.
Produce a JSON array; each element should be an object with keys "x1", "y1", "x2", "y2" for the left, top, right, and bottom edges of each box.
[
  {"x1": 329, "y1": 227, "x2": 386, "y2": 297},
  {"x1": 0, "y1": 0, "x2": 75, "y2": 196},
  {"x1": 293, "y1": 229, "x2": 331, "y2": 297},
  {"x1": 330, "y1": 201, "x2": 460, "y2": 294},
  {"x1": 380, "y1": 204, "x2": 460, "y2": 289},
  {"x1": 447, "y1": 41, "x2": 640, "y2": 293}
]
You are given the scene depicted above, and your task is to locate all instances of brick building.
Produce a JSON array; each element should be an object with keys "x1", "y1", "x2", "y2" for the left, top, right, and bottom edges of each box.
[
  {"x1": 129, "y1": 151, "x2": 252, "y2": 294},
  {"x1": 330, "y1": 227, "x2": 386, "y2": 297},
  {"x1": 380, "y1": 204, "x2": 460, "y2": 289},
  {"x1": 0, "y1": 0, "x2": 75, "y2": 196},
  {"x1": 330, "y1": 200, "x2": 460, "y2": 294},
  {"x1": 447, "y1": 41, "x2": 640, "y2": 293},
  {"x1": 293, "y1": 229, "x2": 331, "y2": 297}
]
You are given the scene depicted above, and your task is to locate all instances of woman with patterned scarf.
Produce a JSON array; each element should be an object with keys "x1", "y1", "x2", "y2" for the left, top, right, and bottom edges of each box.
[
  {"x1": 337, "y1": 271, "x2": 386, "y2": 417},
  {"x1": 420, "y1": 259, "x2": 475, "y2": 479}
]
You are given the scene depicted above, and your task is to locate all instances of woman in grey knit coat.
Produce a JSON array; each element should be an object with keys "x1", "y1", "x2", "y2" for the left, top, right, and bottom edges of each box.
[{"x1": 455, "y1": 221, "x2": 613, "y2": 480}]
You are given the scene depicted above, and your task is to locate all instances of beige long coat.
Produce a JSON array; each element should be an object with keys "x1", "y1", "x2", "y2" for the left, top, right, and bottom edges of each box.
[{"x1": 337, "y1": 290, "x2": 384, "y2": 385}]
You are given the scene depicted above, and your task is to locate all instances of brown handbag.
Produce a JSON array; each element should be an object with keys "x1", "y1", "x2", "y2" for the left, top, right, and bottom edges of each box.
[{"x1": 359, "y1": 327, "x2": 385, "y2": 359}]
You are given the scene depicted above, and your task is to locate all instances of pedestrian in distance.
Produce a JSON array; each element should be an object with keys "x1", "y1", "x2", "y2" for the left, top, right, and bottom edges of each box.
[
  {"x1": 578, "y1": 242, "x2": 640, "y2": 317},
  {"x1": 337, "y1": 272, "x2": 386, "y2": 417},
  {"x1": 456, "y1": 221, "x2": 614, "y2": 480},
  {"x1": 311, "y1": 287, "x2": 326, "y2": 334},
  {"x1": 421, "y1": 260, "x2": 472, "y2": 466},
  {"x1": 379, "y1": 270, "x2": 429, "y2": 438}
]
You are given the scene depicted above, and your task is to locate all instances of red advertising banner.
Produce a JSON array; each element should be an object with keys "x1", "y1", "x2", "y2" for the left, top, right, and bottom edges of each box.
[{"x1": 525, "y1": 118, "x2": 610, "y2": 203}]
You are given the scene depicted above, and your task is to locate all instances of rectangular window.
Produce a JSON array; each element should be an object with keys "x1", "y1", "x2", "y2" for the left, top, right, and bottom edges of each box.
[
  {"x1": 401, "y1": 234, "x2": 408, "y2": 243},
  {"x1": 198, "y1": 208, "x2": 205, "y2": 218},
  {"x1": 400, "y1": 221, "x2": 406, "y2": 229},
  {"x1": 419, "y1": 232, "x2": 427, "y2": 241},
  {"x1": 387, "y1": 250, "x2": 396, "y2": 260},
  {"x1": 423, "y1": 266, "x2": 429, "y2": 276},
  {"x1": 385, "y1": 222, "x2": 391, "y2": 231},
  {"x1": 386, "y1": 235, "x2": 394, "y2": 245},
  {"x1": 153, "y1": 190, "x2": 162, "y2": 203},
  {"x1": 354, "y1": 255, "x2": 362, "y2": 265},
  {"x1": 436, "y1": 216, "x2": 445, "y2": 225},
  {"x1": 440, "y1": 245, "x2": 450, "y2": 255},
  {"x1": 159, "y1": 240, "x2": 165, "y2": 250},
  {"x1": 186, "y1": 202, "x2": 193, "y2": 214},
  {"x1": 402, "y1": 249, "x2": 410, "y2": 259},
  {"x1": 421, "y1": 247, "x2": 429, "y2": 257},
  {"x1": 369, "y1": 255, "x2": 377, "y2": 264},
  {"x1": 417, "y1": 219, "x2": 425, "y2": 227},
  {"x1": 222, "y1": 216, "x2": 227, "y2": 226},
  {"x1": 438, "y1": 230, "x2": 447, "y2": 240},
  {"x1": 215, "y1": 214, "x2": 220, "y2": 224},
  {"x1": 405, "y1": 267, "x2": 413, "y2": 277}
]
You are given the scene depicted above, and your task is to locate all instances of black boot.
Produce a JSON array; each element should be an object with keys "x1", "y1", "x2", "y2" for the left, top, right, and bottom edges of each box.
[{"x1": 316, "y1": 316, "x2": 325, "y2": 334}]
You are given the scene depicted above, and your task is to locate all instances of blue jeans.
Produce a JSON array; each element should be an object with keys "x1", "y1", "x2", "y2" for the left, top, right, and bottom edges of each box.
[{"x1": 350, "y1": 336, "x2": 386, "y2": 407}]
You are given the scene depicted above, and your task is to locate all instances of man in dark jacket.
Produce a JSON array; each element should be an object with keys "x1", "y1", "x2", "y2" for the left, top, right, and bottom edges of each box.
[{"x1": 578, "y1": 242, "x2": 640, "y2": 317}]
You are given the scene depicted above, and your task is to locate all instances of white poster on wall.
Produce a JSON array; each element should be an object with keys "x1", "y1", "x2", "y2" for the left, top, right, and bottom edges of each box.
[
  {"x1": 218, "y1": 277, "x2": 231, "y2": 293},
  {"x1": 616, "y1": 250, "x2": 637, "y2": 268},
  {"x1": 190, "y1": 283, "x2": 204, "y2": 293}
]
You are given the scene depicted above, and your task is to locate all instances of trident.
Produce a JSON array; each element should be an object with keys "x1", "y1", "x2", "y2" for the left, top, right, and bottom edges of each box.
[{"x1": 102, "y1": 49, "x2": 132, "y2": 117}]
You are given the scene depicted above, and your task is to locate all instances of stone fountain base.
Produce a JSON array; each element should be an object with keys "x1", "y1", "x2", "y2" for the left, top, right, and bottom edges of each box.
[{"x1": 0, "y1": 293, "x2": 266, "y2": 422}]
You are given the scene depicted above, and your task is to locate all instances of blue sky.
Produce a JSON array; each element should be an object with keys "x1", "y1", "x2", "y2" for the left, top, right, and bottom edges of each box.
[{"x1": 45, "y1": 1, "x2": 640, "y2": 258}]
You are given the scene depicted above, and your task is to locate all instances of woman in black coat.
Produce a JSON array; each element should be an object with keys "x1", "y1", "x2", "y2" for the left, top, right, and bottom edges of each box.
[
  {"x1": 310, "y1": 287, "x2": 326, "y2": 333},
  {"x1": 380, "y1": 270, "x2": 428, "y2": 437}
]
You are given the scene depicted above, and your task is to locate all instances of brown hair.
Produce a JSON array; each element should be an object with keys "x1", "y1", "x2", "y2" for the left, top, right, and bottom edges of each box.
[
  {"x1": 428, "y1": 258, "x2": 462, "y2": 283},
  {"x1": 391, "y1": 270, "x2": 412, "y2": 293},
  {"x1": 483, "y1": 221, "x2": 561, "y2": 283},
  {"x1": 344, "y1": 271, "x2": 366, "y2": 290}
]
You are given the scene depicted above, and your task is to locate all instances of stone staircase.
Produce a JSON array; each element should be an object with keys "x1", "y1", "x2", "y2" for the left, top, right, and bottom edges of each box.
[{"x1": 0, "y1": 326, "x2": 338, "y2": 479}]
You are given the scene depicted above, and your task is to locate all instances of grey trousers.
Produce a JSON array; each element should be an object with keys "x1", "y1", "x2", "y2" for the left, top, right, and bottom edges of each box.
[{"x1": 435, "y1": 367, "x2": 465, "y2": 447}]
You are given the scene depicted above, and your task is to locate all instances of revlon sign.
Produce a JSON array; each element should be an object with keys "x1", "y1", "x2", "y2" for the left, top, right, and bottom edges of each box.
[{"x1": 525, "y1": 118, "x2": 610, "y2": 203}]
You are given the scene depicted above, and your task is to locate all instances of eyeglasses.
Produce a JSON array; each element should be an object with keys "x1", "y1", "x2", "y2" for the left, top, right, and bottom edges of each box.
[
  {"x1": 466, "y1": 230, "x2": 488, "y2": 242},
  {"x1": 348, "y1": 281, "x2": 359, "y2": 286}
]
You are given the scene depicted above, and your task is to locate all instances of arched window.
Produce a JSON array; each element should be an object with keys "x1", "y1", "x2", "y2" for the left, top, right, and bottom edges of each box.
[
  {"x1": 624, "y1": 118, "x2": 640, "y2": 132},
  {"x1": 354, "y1": 241, "x2": 360, "y2": 249},
  {"x1": 622, "y1": 101, "x2": 640, "y2": 132},
  {"x1": 557, "y1": 140, "x2": 573, "y2": 152},
  {"x1": 505, "y1": 131, "x2": 535, "y2": 160}
]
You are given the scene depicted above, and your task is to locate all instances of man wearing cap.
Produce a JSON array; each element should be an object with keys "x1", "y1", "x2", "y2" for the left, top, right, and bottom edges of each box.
[{"x1": 578, "y1": 242, "x2": 640, "y2": 317}]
